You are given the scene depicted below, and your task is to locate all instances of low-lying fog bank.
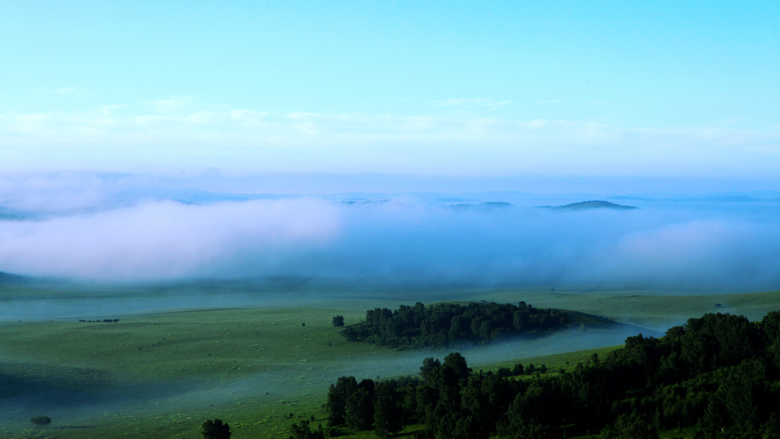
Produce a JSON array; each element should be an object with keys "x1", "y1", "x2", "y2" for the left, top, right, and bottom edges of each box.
[{"x1": 1, "y1": 192, "x2": 779, "y2": 293}]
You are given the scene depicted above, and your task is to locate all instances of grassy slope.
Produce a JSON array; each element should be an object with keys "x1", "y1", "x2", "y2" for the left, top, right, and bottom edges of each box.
[
  {"x1": 1, "y1": 288, "x2": 779, "y2": 438},
  {"x1": 0, "y1": 307, "x2": 378, "y2": 439}
]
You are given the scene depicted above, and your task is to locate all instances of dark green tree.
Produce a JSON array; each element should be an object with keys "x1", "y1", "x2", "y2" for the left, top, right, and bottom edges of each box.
[
  {"x1": 399, "y1": 382, "x2": 419, "y2": 424},
  {"x1": 419, "y1": 357, "x2": 441, "y2": 381},
  {"x1": 715, "y1": 358, "x2": 767, "y2": 430},
  {"x1": 415, "y1": 383, "x2": 439, "y2": 424},
  {"x1": 762, "y1": 311, "x2": 780, "y2": 343},
  {"x1": 289, "y1": 420, "x2": 325, "y2": 439},
  {"x1": 31, "y1": 416, "x2": 51, "y2": 427},
  {"x1": 452, "y1": 414, "x2": 485, "y2": 439},
  {"x1": 602, "y1": 412, "x2": 658, "y2": 439},
  {"x1": 374, "y1": 382, "x2": 403, "y2": 437},
  {"x1": 441, "y1": 352, "x2": 471, "y2": 385},
  {"x1": 459, "y1": 377, "x2": 494, "y2": 439},
  {"x1": 327, "y1": 376, "x2": 358, "y2": 426},
  {"x1": 345, "y1": 381, "x2": 375, "y2": 430},
  {"x1": 435, "y1": 413, "x2": 458, "y2": 439},
  {"x1": 332, "y1": 315, "x2": 345, "y2": 327},
  {"x1": 201, "y1": 419, "x2": 231, "y2": 439}
]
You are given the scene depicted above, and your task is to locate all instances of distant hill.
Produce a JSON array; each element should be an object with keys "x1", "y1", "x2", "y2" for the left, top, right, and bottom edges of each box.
[
  {"x1": 447, "y1": 201, "x2": 515, "y2": 212},
  {"x1": 0, "y1": 271, "x2": 30, "y2": 285},
  {"x1": 562, "y1": 309, "x2": 661, "y2": 337},
  {"x1": 541, "y1": 200, "x2": 638, "y2": 210},
  {"x1": 340, "y1": 199, "x2": 389, "y2": 206},
  {"x1": 0, "y1": 207, "x2": 27, "y2": 221}
]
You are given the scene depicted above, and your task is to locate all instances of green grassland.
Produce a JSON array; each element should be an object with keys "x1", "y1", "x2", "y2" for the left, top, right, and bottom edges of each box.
[{"x1": 1, "y1": 286, "x2": 779, "y2": 438}]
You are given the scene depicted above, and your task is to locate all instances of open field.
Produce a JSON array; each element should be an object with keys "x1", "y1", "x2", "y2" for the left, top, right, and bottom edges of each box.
[{"x1": 0, "y1": 285, "x2": 779, "y2": 438}]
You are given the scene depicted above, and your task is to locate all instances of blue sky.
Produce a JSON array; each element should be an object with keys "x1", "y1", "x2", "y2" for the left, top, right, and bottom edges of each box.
[{"x1": 1, "y1": 1, "x2": 779, "y2": 182}]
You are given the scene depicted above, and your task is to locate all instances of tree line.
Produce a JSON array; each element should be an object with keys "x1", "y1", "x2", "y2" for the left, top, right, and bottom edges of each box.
[
  {"x1": 321, "y1": 311, "x2": 780, "y2": 438},
  {"x1": 339, "y1": 301, "x2": 569, "y2": 349}
]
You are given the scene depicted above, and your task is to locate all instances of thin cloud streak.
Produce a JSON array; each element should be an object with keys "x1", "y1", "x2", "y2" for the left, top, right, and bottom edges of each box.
[
  {"x1": 435, "y1": 98, "x2": 511, "y2": 108},
  {"x1": 2, "y1": 103, "x2": 779, "y2": 177}
]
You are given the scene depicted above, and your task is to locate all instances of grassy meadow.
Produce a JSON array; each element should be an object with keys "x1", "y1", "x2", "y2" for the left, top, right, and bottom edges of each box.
[{"x1": 1, "y1": 285, "x2": 779, "y2": 438}]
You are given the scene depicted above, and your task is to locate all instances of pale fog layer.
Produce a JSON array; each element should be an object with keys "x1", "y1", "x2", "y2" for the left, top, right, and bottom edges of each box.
[{"x1": 1, "y1": 173, "x2": 780, "y2": 294}]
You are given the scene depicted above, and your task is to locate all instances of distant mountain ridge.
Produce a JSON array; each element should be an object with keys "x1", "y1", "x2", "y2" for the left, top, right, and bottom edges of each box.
[
  {"x1": 542, "y1": 200, "x2": 638, "y2": 210},
  {"x1": 0, "y1": 271, "x2": 29, "y2": 285},
  {"x1": 0, "y1": 206, "x2": 27, "y2": 221},
  {"x1": 446, "y1": 201, "x2": 515, "y2": 212}
]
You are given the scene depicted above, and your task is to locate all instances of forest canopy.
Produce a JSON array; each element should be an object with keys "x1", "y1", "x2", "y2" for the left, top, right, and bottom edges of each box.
[
  {"x1": 340, "y1": 301, "x2": 569, "y2": 349},
  {"x1": 323, "y1": 311, "x2": 780, "y2": 439}
]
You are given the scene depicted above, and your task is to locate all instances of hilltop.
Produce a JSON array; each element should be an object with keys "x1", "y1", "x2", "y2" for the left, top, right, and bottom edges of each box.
[
  {"x1": 0, "y1": 271, "x2": 29, "y2": 285},
  {"x1": 541, "y1": 200, "x2": 638, "y2": 210},
  {"x1": 0, "y1": 207, "x2": 27, "y2": 221}
]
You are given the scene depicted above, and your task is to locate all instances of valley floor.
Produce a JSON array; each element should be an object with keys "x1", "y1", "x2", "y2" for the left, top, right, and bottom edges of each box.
[{"x1": 0, "y1": 286, "x2": 777, "y2": 438}]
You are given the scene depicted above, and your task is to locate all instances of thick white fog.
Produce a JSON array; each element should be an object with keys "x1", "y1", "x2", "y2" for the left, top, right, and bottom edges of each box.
[{"x1": 1, "y1": 173, "x2": 779, "y2": 292}]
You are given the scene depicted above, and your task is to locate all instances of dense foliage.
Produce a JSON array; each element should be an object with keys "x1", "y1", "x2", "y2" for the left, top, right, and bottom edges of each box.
[
  {"x1": 324, "y1": 311, "x2": 780, "y2": 438},
  {"x1": 340, "y1": 301, "x2": 569, "y2": 349},
  {"x1": 289, "y1": 420, "x2": 325, "y2": 439},
  {"x1": 30, "y1": 416, "x2": 51, "y2": 427},
  {"x1": 201, "y1": 419, "x2": 231, "y2": 439}
]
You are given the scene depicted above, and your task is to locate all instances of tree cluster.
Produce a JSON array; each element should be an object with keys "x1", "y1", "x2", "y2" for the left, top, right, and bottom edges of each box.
[
  {"x1": 30, "y1": 416, "x2": 51, "y2": 427},
  {"x1": 323, "y1": 311, "x2": 780, "y2": 438},
  {"x1": 340, "y1": 301, "x2": 569, "y2": 349},
  {"x1": 289, "y1": 420, "x2": 325, "y2": 439},
  {"x1": 201, "y1": 418, "x2": 231, "y2": 439}
]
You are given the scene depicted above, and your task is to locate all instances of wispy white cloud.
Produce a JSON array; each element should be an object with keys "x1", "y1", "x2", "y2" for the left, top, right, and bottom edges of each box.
[
  {"x1": 100, "y1": 104, "x2": 126, "y2": 116},
  {"x1": 436, "y1": 98, "x2": 480, "y2": 106},
  {"x1": 153, "y1": 95, "x2": 196, "y2": 115},
  {"x1": 435, "y1": 97, "x2": 511, "y2": 108},
  {"x1": 0, "y1": 106, "x2": 770, "y2": 150},
  {"x1": 0, "y1": 99, "x2": 778, "y2": 177},
  {"x1": 591, "y1": 99, "x2": 621, "y2": 107},
  {"x1": 32, "y1": 86, "x2": 87, "y2": 97},
  {"x1": 483, "y1": 100, "x2": 511, "y2": 108},
  {"x1": 56, "y1": 86, "x2": 81, "y2": 95},
  {"x1": 229, "y1": 110, "x2": 268, "y2": 126}
]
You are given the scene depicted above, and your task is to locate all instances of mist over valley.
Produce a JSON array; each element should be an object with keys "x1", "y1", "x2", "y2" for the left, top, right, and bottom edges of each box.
[{"x1": 1, "y1": 173, "x2": 779, "y2": 293}]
